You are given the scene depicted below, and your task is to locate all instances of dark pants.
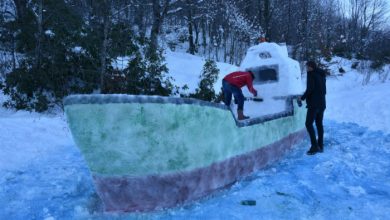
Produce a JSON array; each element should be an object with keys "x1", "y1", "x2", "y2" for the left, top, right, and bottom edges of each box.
[
  {"x1": 222, "y1": 79, "x2": 244, "y2": 110},
  {"x1": 305, "y1": 108, "x2": 325, "y2": 147}
]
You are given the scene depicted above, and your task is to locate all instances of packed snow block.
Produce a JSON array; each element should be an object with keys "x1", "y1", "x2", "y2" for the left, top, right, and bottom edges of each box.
[
  {"x1": 64, "y1": 94, "x2": 306, "y2": 212},
  {"x1": 240, "y1": 42, "x2": 303, "y2": 98}
]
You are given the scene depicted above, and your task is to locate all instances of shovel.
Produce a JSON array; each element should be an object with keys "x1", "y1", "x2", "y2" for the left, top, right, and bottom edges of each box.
[{"x1": 245, "y1": 97, "x2": 263, "y2": 102}]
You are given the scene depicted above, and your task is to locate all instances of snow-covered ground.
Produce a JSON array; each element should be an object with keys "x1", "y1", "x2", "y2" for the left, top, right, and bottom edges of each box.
[
  {"x1": 0, "y1": 54, "x2": 389, "y2": 219},
  {"x1": 324, "y1": 59, "x2": 390, "y2": 133},
  {"x1": 154, "y1": 121, "x2": 390, "y2": 219}
]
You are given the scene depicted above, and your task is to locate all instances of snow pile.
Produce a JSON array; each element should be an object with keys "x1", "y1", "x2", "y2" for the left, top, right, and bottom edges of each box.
[
  {"x1": 44, "y1": 30, "x2": 55, "y2": 38},
  {"x1": 71, "y1": 46, "x2": 85, "y2": 54}
]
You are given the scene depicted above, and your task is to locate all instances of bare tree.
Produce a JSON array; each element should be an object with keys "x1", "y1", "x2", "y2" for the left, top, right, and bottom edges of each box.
[
  {"x1": 35, "y1": 0, "x2": 43, "y2": 69},
  {"x1": 150, "y1": 0, "x2": 171, "y2": 51},
  {"x1": 348, "y1": 0, "x2": 388, "y2": 56},
  {"x1": 186, "y1": 0, "x2": 196, "y2": 54}
]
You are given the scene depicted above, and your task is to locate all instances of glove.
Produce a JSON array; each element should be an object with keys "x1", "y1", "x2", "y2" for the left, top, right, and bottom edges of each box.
[{"x1": 297, "y1": 97, "x2": 302, "y2": 107}]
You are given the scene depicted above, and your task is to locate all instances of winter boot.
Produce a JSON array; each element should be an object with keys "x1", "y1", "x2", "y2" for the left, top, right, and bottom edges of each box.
[
  {"x1": 318, "y1": 139, "x2": 324, "y2": 153},
  {"x1": 237, "y1": 110, "x2": 250, "y2": 120},
  {"x1": 306, "y1": 146, "x2": 319, "y2": 155},
  {"x1": 318, "y1": 145, "x2": 324, "y2": 153}
]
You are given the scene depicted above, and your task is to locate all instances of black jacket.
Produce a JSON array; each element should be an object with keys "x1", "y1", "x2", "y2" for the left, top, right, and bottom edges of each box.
[{"x1": 301, "y1": 68, "x2": 326, "y2": 109}]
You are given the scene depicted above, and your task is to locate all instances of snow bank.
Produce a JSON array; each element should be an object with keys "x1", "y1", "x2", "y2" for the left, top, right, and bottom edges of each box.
[{"x1": 0, "y1": 110, "x2": 71, "y2": 171}]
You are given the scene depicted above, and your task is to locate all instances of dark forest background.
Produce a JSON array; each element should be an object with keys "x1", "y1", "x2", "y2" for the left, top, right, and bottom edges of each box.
[{"x1": 0, "y1": 0, "x2": 389, "y2": 111}]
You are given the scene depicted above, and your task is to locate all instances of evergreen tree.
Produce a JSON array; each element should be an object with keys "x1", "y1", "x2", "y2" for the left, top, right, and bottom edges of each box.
[
  {"x1": 1, "y1": 2, "x2": 175, "y2": 111},
  {"x1": 2, "y1": 0, "x2": 98, "y2": 112},
  {"x1": 106, "y1": 36, "x2": 174, "y2": 96},
  {"x1": 190, "y1": 59, "x2": 219, "y2": 102}
]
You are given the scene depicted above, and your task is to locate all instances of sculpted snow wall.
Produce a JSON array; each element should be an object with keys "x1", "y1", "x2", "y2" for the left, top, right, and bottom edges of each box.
[
  {"x1": 240, "y1": 42, "x2": 303, "y2": 98},
  {"x1": 64, "y1": 94, "x2": 306, "y2": 211}
]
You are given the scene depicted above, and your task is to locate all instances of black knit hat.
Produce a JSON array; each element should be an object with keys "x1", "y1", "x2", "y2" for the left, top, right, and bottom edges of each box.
[{"x1": 306, "y1": 61, "x2": 317, "y2": 69}]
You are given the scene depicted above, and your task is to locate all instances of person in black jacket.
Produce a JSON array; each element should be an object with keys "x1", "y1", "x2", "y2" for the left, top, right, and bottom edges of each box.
[{"x1": 299, "y1": 61, "x2": 327, "y2": 155}]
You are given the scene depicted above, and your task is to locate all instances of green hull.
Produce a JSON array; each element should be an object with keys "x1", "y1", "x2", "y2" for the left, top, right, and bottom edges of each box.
[{"x1": 64, "y1": 95, "x2": 306, "y2": 177}]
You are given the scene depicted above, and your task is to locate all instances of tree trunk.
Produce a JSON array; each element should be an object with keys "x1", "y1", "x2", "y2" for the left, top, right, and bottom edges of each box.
[
  {"x1": 100, "y1": 3, "x2": 111, "y2": 93},
  {"x1": 263, "y1": 0, "x2": 271, "y2": 40},
  {"x1": 194, "y1": 22, "x2": 199, "y2": 49},
  {"x1": 208, "y1": 23, "x2": 212, "y2": 58},
  {"x1": 13, "y1": 0, "x2": 28, "y2": 21},
  {"x1": 150, "y1": 0, "x2": 170, "y2": 51},
  {"x1": 187, "y1": 0, "x2": 196, "y2": 54},
  {"x1": 223, "y1": 35, "x2": 227, "y2": 63},
  {"x1": 135, "y1": 0, "x2": 145, "y2": 38},
  {"x1": 35, "y1": 0, "x2": 43, "y2": 69},
  {"x1": 229, "y1": 34, "x2": 235, "y2": 64},
  {"x1": 202, "y1": 20, "x2": 207, "y2": 55},
  {"x1": 286, "y1": 0, "x2": 292, "y2": 44},
  {"x1": 12, "y1": 32, "x2": 17, "y2": 71}
]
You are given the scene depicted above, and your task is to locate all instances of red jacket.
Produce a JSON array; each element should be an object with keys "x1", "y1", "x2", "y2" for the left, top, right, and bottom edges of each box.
[{"x1": 223, "y1": 71, "x2": 257, "y2": 95}]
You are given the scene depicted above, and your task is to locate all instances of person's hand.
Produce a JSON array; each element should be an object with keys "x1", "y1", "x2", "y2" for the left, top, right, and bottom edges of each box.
[
  {"x1": 253, "y1": 90, "x2": 258, "y2": 97},
  {"x1": 297, "y1": 97, "x2": 302, "y2": 107}
]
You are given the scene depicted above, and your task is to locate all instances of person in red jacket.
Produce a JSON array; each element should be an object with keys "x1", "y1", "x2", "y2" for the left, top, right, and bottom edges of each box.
[{"x1": 222, "y1": 71, "x2": 258, "y2": 120}]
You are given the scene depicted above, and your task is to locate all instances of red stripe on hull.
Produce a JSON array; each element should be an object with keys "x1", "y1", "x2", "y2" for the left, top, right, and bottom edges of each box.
[{"x1": 93, "y1": 129, "x2": 306, "y2": 212}]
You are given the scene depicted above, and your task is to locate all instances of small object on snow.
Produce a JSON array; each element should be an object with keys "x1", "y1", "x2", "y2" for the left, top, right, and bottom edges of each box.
[
  {"x1": 339, "y1": 67, "x2": 345, "y2": 74},
  {"x1": 240, "y1": 200, "x2": 256, "y2": 206},
  {"x1": 276, "y1": 191, "x2": 289, "y2": 196}
]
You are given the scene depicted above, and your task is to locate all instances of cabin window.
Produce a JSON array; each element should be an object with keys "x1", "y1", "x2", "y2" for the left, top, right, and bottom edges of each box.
[
  {"x1": 259, "y1": 52, "x2": 271, "y2": 59},
  {"x1": 250, "y1": 65, "x2": 279, "y2": 84}
]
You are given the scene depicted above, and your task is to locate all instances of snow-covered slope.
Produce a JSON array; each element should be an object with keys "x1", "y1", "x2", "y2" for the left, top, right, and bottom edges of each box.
[
  {"x1": 165, "y1": 50, "x2": 238, "y2": 93},
  {"x1": 327, "y1": 81, "x2": 390, "y2": 133},
  {"x1": 323, "y1": 58, "x2": 390, "y2": 133}
]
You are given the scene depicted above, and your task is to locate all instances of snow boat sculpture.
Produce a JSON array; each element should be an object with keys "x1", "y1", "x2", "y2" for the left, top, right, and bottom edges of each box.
[{"x1": 64, "y1": 42, "x2": 306, "y2": 212}]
